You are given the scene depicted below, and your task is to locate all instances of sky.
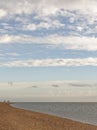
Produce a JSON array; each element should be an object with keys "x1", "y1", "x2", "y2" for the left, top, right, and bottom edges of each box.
[{"x1": 0, "y1": 0, "x2": 97, "y2": 101}]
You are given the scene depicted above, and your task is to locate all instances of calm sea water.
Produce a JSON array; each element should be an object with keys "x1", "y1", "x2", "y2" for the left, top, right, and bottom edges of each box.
[{"x1": 11, "y1": 102, "x2": 97, "y2": 125}]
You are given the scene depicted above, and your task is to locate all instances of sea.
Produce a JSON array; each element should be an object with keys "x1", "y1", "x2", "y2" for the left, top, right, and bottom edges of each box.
[{"x1": 11, "y1": 102, "x2": 97, "y2": 126}]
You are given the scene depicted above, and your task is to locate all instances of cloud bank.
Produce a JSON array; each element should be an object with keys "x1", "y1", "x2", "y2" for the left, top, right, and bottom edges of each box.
[
  {"x1": 0, "y1": 57, "x2": 97, "y2": 67},
  {"x1": 0, "y1": 80, "x2": 97, "y2": 102},
  {"x1": 1, "y1": 0, "x2": 97, "y2": 16},
  {"x1": 0, "y1": 35, "x2": 97, "y2": 51}
]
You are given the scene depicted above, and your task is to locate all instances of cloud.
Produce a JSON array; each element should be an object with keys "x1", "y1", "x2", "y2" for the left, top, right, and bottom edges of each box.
[
  {"x1": 0, "y1": 0, "x2": 97, "y2": 19},
  {"x1": 0, "y1": 34, "x2": 97, "y2": 51},
  {"x1": 5, "y1": 52, "x2": 19, "y2": 56},
  {"x1": 0, "y1": 35, "x2": 12, "y2": 43},
  {"x1": 24, "y1": 20, "x2": 64, "y2": 31},
  {"x1": 68, "y1": 83, "x2": 92, "y2": 87},
  {"x1": 0, "y1": 0, "x2": 34, "y2": 16},
  {"x1": 0, "y1": 9, "x2": 7, "y2": 18},
  {"x1": 0, "y1": 1, "x2": 97, "y2": 40},
  {"x1": 52, "y1": 84, "x2": 59, "y2": 87},
  {"x1": 0, "y1": 57, "x2": 97, "y2": 67},
  {"x1": 0, "y1": 81, "x2": 97, "y2": 100},
  {"x1": 0, "y1": 0, "x2": 97, "y2": 15}
]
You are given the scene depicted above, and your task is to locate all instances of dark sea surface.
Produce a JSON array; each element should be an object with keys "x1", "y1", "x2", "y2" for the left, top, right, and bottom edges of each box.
[{"x1": 11, "y1": 102, "x2": 97, "y2": 125}]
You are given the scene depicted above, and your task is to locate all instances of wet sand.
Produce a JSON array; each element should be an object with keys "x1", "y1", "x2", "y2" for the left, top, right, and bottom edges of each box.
[{"x1": 0, "y1": 102, "x2": 97, "y2": 130}]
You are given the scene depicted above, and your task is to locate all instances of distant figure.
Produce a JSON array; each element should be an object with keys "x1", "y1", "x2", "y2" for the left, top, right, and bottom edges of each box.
[
  {"x1": 3, "y1": 100, "x2": 10, "y2": 104},
  {"x1": 3, "y1": 100, "x2": 6, "y2": 103}
]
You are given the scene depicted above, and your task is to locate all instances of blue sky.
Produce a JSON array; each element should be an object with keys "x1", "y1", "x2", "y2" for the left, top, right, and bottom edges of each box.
[{"x1": 0, "y1": 0, "x2": 97, "y2": 101}]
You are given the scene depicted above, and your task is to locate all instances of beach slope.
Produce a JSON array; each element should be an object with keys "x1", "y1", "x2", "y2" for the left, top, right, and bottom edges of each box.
[{"x1": 0, "y1": 102, "x2": 97, "y2": 130}]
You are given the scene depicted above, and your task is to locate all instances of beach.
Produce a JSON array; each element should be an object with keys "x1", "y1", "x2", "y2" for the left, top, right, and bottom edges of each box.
[{"x1": 0, "y1": 102, "x2": 97, "y2": 130}]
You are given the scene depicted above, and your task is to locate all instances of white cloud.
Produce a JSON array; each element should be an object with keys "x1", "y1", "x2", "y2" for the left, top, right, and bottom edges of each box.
[
  {"x1": 23, "y1": 20, "x2": 64, "y2": 31},
  {"x1": 0, "y1": 0, "x2": 97, "y2": 39},
  {"x1": 38, "y1": 20, "x2": 64, "y2": 29},
  {"x1": 0, "y1": 34, "x2": 97, "y2": 51},
  {"x1": 0, "y1": 0, "x2": 97, "y2": 18},
  {"x1": 69, "y1": 17, "x2": 75, "y2": 23},
  {"x1": 5, "y1": 53, "x2": 19, "y2": 56},
  {"x1": 76, "y1": 26, "x2": 83, "y2": 32},
  {"x1": 0, "y1": 57, "x2": 97, "y2": 67},
  {"x1": 0, "y1": 9, "x2": 7, "y2": 18},
  {"x1": 25, "y1": 24, "x2": 37, "y2": 31},
  {"x1": 0, "y1": 35, "x2": 12, "y2": 43},
  {"x1": 0, "y1": 0, "x2": 34, "y2": 16}
]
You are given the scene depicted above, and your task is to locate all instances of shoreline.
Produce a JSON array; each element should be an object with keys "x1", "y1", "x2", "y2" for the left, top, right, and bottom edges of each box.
[
  {"x1": 11, "y1": 102, "x2": 97, "y2": 126},
  {"x1": 0, "y1": 102, "x2": 97, "y2": 130}
]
